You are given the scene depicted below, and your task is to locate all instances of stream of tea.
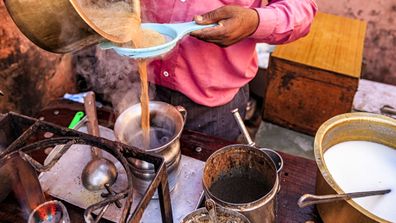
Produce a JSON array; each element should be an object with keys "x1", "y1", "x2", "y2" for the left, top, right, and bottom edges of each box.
[{"x1": 79, "y1": 0, "x2": 166, "y2": 149}]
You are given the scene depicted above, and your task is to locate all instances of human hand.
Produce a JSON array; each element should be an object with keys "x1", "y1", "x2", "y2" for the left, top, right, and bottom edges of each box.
[{"x1": 191, "y1": 6, "x2": 259, "y2": 47}]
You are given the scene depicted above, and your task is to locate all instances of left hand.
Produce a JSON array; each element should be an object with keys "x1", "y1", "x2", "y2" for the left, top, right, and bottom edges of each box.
[{"x1": 191, "y1": 6, "x2": 259, "y2": 47}]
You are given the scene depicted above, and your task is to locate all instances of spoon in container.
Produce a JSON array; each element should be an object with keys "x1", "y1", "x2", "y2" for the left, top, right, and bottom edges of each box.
[
  {"x1": 297, "y1": 189, "x2": 391, "y2": 208},
  {"x1": 81, "y1": 92, "x2": 118, "y2": 191},
  {"x1": 100, "y1": 21, "x2": 216, "y2": 59}
]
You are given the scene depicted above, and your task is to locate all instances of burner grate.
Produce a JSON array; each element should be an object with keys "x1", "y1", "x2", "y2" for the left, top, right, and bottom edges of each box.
[{"x1": 0, "y1": 112, "x2": 173, "y2": 223}]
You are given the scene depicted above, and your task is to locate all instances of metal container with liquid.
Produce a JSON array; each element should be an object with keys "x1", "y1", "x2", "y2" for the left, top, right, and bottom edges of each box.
[
  {"x1": 114, "y1": 101, "x2": 186, "y2": 196},
  {"x1": 314, "y1": 112, "x2": 396, "y2": 223},
  {"x1": 203, "y1": 145, "x2": 279, "y2": 223}
]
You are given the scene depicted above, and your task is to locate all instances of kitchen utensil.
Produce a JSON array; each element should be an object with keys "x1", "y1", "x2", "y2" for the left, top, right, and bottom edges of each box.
[
  {"x1": 114, "y1": 101, "x2": 186, "y2": 197},
  {"x1": 231, "y1": 108, "x2": 283, "y2": 173},
  {"x1": 100, "y1": 22, "x2": 216, "y2": 59},
  {"x1": 68, "y1": 111, "x2": 85, "y2": 129},
  {"x1": 3, "y1": 0, "x2": 105, "y2": 53},
  {"x1": 203, "y1": 145, "x2": 278, "y2": 223},
  {"x1": 182, "y1": 199, "x2": 251, "y2": 223},
  {"x1": 298, "y1": 189, "x2": 391, "y2": 208},
  {"x1": 314, "y1": 112, "x2": 396, "y2": 223},
  {"x1": 28, "y1": 200, "x2": 70, "y2": 223},
  {"x1": 205, "y1": 199, "x2": 218, "y2": 223},
  {"x1": 81, "y1": 92, "x2": 117, "y2": 191},
  {"x1": 380, "y1": 105, "x2": 396, "y2": 116}
]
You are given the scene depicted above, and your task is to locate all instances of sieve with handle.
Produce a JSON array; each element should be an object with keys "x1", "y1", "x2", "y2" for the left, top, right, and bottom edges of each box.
[{"x1": 100, "y1": 21, "x2": 216, "y2": 59}]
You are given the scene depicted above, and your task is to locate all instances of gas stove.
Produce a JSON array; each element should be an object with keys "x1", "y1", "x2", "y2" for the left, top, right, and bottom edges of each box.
[{"x1": 0, "y1": 112, "x2": 173, "y2": 223}]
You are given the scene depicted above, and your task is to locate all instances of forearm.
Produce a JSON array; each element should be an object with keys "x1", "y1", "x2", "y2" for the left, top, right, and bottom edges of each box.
[{"x1": 250, "y1": 0, "x2": 318, "y2": 44}]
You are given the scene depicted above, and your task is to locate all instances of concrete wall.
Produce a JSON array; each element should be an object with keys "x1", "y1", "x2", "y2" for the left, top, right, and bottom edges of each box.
[{"x1": 316, "y1": 0, "x2": 396, "y2": 85}]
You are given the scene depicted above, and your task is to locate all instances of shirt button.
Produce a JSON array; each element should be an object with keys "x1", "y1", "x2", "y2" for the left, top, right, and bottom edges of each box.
[{"x1": 163, "y1": 71, "x2": 169, "y2": 77}]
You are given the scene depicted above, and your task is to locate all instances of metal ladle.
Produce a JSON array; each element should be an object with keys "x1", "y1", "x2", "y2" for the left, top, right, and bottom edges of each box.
[
  {"x1": 298, "y1": 189, "x2": 391, "y2": 208},
  {"x1": 81, "y1": 92, "x2": 118, "y2": 191}
]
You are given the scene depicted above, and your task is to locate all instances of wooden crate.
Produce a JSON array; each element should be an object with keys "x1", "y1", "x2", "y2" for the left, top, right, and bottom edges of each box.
[{"x1": 263, "y1": 12, "x2": 367, "y2": 135}]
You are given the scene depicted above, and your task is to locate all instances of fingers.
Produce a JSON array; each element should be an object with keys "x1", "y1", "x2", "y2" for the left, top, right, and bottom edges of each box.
[
  {"x1": 192, "y1": 22, "x2": 241, "y2": 47},
  {"x1": 194, "y1": 6, "x2": 230, "y2": 25},
  {"x1": 191, "y1": 21, "x2": 225, "y2": 38}
]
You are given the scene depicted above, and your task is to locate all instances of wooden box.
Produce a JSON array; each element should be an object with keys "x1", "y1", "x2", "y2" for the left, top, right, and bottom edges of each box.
[{"x1": 262, "y1": 12, "x2": 367, "y2": 135}]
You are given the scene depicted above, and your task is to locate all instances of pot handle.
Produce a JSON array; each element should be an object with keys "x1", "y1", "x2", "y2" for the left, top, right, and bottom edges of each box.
[
  {"x1": 175, "y1": 105, "x2": 187, "y2": 123},
  {"x1": 260, "y1": 148, "x2": 284, "y2": 173},
  {"x1": 205, "y1": 199, "x2": 218, "y2": 223},
  {"x1": 297, "y1": 189, "x2": 391, "y2": 208},
  {"x1": 231, "y1": 108, "x2": 283, "y2": 173}
]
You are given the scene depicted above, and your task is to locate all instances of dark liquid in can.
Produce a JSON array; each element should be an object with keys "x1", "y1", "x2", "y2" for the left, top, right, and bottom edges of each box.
[{"x1": 209, "y1": 170, "x2": 271, "y2": 203}]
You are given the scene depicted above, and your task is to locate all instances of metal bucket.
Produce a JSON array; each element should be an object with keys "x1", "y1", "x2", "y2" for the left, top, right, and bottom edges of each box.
[
  {"x1": 203, "y1": 144, "x2": 279, "y2": 223},
  {"x1": 114, "y1": 101, "x2": 186, "y2": 196}
]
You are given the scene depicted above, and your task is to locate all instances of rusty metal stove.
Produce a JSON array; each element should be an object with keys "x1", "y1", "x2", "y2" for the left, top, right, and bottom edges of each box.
[{"x1": 0, "y1": 112, "x2": 173, "y2": 223}]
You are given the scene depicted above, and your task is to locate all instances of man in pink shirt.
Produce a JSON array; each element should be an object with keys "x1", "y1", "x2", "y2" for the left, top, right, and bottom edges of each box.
[{"x1": 140, "y1": 0, "x2": 317, "y2": 140}]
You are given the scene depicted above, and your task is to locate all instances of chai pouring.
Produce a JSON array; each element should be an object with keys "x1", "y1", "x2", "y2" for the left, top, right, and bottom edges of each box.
[{"x1": 114, "y1": 101, "x2": 186, "y2": 197}]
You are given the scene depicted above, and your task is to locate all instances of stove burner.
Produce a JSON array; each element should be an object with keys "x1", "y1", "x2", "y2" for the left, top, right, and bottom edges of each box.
[
  {"x1": 28, "y1": 200, "x2": 69, "y2": 223},
  {"x1": 0, "y1": 112, "x2": 173, "y2": 223}
]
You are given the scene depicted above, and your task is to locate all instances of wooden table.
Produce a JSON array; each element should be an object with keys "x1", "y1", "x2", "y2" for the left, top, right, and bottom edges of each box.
[{"x1": 0, "y1": 100, "x2": 322, "y2": 223}]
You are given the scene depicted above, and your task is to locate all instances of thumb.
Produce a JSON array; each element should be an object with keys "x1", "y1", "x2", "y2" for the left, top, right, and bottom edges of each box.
[{"x1": 194, "y1": 7, "x2": 227, "y2": 25}]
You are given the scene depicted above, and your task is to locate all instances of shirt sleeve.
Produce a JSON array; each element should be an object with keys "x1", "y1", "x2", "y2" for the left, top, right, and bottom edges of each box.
[{"x1": 250, "y1": 0, "x2": 318, "y2": 44}]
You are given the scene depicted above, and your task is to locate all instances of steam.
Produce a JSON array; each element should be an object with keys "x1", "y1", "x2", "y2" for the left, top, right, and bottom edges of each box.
[{"x1": 72, "y1": 46, "x2": 156, "y2": 114}]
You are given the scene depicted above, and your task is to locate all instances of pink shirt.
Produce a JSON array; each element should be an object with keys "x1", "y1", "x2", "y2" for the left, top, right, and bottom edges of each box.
[{"x1": 141, "y1": 0, "x2": 317, "y2": 107}]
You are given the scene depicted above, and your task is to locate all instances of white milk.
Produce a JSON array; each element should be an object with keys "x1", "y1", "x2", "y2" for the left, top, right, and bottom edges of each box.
[{"x1": 324, "y1": 141, "x2": 396, "y2": 222}]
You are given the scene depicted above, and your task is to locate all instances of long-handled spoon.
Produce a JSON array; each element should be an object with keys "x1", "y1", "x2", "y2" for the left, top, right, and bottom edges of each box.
[
  {"x1": 81, "y1": 92, "x2": 118, "y2": 191},
  {"x1": 298, "y1": 189, "x2": 391, "y2": 208}
]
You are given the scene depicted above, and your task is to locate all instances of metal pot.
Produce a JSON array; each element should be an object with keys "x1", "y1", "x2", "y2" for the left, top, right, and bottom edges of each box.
[
  {"x1": 203, "y1": 144, "x2": 279, "y2": 223},
  {"x1": 3, "y1": 0, "x2": 104, "y2": 53},
  {"x1": 114, "y1": 101, "x2": 186, "y2": 196},
  {"x1": 314, "y1": 112, "x2": 396, "y2": 223}
]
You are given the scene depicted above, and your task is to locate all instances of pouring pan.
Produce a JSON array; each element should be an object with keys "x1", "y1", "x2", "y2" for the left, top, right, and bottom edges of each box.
[{"x1": 3, "y1": 0, "x2": 105, "y2": 53}]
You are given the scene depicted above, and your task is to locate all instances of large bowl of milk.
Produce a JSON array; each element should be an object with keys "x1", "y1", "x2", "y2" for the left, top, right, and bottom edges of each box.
[{"x1": 314, "y1": 112, "x2": 396, "y2": 223}]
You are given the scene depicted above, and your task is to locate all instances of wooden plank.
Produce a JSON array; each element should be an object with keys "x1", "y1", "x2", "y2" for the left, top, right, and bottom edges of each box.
[{"x1": 272, "y1": 12, "x2": 366, "y2": 78}]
